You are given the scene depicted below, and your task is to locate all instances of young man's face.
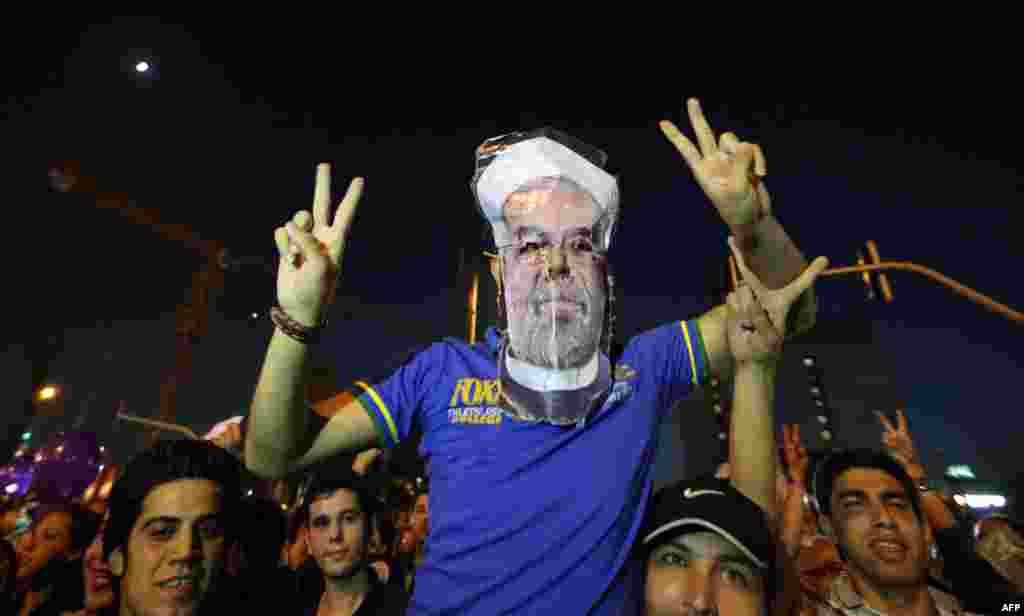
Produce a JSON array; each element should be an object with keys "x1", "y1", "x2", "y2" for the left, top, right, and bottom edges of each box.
[
  {"x1": 307, "y1": 488, "x2": 368, "y2": 580},
  {"x1": 116, "y1": 479, "x2": 228, "y2": 616},
  {"x1": 16, "y1": 510, "x2": 73, "y2": 582},
  {"x1": 645, "y1": 530, "x2": 766, "y2": 616},
  {"x1": 829, "y1": 468, "x2": 929, "y2": 589},
  {"x1": 411, "y1": 494, "x2": 429, "y2": 544},
  {"x1": 83, "y1": 514, "x2": 115, "y2": 611},
  {"x1": 501, "y1": 179, "x2": 606, "y2": 370}
]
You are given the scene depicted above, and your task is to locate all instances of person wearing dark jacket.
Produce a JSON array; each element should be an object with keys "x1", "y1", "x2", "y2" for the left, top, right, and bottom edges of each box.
[{"x1": 299, "y1": 472, "x2": 408, "y2": 616}]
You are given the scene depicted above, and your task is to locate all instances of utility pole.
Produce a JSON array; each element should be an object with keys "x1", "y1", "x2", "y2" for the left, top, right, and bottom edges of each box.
[
  {"x1": 727, "y1": 239, "x2": 1022, "y2": 324},
  {"x1": 4, "y1": 333, "x2": 64, "y2": 460},
  {"x1": 48, "y1": 162, "x2": 239, "y2": 450},
  {"x1": 463, "y1": 222, "x2": 497, "y2": 344}
]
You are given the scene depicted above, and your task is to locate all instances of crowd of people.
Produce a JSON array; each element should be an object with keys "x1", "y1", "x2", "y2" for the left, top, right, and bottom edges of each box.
[
  {"x1": 3, "y1": 411, "x2": 1021, "y2": 615},
  {"x1": 4, "y1": 101, "x2": 1023, "y2": 615},
  {"x1": 0, "y1": 435, "x2": 434, "y2": 616}
]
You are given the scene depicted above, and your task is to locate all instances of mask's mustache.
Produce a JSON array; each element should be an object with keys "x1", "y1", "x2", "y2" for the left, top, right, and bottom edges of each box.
[{"x1": 530, "y1": 285, "x2": 588, "y2": 314}]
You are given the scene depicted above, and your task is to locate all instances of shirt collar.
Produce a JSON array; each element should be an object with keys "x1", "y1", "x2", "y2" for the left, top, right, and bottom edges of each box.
[
  {"x1": 829, "y1": 574, "x2": 971, "y2": 616},
  {"x1": 831, "y1": 574, "x2": 870, "y2": 612},
  {"x1": 505, "y1": 346, "x2": 599, "y2": 391}
]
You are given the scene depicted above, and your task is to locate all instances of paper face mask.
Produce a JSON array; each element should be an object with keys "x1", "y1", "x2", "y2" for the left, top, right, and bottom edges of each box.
[{"x1": 472, "y1": 129, "x2": 620, "y2": 425}]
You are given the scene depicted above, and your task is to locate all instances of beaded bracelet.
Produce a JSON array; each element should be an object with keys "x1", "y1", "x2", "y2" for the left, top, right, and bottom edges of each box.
[{"x1": 270, "y1": 305, "x2": 327, "y2": 344}]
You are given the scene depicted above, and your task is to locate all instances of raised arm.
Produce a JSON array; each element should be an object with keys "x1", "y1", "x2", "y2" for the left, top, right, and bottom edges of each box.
[
  {"x1": 660, "y1": 99, "x2": 816, "y2": 382},
  {"x1": 875, "y1": 410, "x2": 956, "y2": 531},
  {"x1": 245, "y1": 164, "x2": 378, "y2": 479},
  {"x1": 780, "y1": 424, "x2": 812, "y2": 559},
  {"x1": 724, "y1": 241, "x2": 827, "y2": 517}
]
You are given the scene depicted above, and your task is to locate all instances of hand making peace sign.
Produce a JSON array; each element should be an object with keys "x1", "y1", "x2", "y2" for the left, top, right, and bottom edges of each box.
[
  {"x1": 274, "y1": 165, "x2": 365, "y2": 327},
  {"x1": 724, "y1": 237, "x2": 829, "y2": 364},
  {"x1": 660, "y1": 98, "x2": 772, "y2": 231},
  {"x1": 875, "y1": 409, "x2": 921, "y2": 467}
]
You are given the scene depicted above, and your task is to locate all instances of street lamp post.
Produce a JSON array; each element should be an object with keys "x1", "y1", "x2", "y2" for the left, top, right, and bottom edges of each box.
[{"x1": 728, "y1": 240, "x2": 1023, "y2": 324}]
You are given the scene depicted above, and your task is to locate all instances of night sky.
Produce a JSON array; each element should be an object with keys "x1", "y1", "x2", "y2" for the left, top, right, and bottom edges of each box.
[{"x1": 4, "y1": 19, "x2": 1021, "y2": 509}]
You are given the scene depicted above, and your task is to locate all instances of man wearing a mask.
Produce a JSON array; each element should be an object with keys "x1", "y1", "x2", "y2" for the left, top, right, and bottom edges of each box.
[{"x1": 245, "y1": 100, "x2": 827, "y2": 614}]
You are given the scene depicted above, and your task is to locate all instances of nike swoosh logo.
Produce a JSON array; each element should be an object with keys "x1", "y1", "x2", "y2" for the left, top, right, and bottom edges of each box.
[{"x1": 683, "y1": 488, "x2": 725, "y2": 499}]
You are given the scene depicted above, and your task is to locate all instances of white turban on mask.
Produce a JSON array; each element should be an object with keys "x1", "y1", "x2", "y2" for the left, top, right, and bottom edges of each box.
[{"x1": 472, "y1": 129, "x2": 620, "y2": 250}]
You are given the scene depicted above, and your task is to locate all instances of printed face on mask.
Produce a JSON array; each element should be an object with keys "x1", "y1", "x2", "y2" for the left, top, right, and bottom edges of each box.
[
  {"x1": 112, "y1": 479, "x2": 227, "y2": 616},
  {"x1": 645, "y1": 531, "x2": 765, "y2": 616},
  {"x1": 829, "y1": 468, "x2": 929, "y2": 589},
  {"x1": 500, "y1": 177, "x2": 606, "y2": 370}
]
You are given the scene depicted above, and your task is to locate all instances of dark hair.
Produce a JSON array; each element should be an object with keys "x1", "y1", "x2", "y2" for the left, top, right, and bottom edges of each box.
[
  {"x1": 103, "y1": 439, "x2": 242, "y2": 560},
  {"x1": 374, "y1": 510, "x2": 396, "y2": 556},
  {"x1": 32, "y1": 503, "x2": 100, "y2": 554},
  {"x1": 0, "y1": 538, "x2": 15, "y2": 599},
  {"x1": 25, "y1": 506, "x2": 97, "y2": 605},
  {"x1": 287, "y1": 506, "x2": 307, "y2": 544},
  {"x1": 301, "y1": 471, "x2": 377, "y2": 526},
  {"x1": 813, "y1": 448, "x2": 923, "y2": 520},
  {"x1": 238, "y1": 496, "x2": 287, "y2": 570},
  {"x1": 412, "y1": 476, "x2": 429, "y2": 498}
]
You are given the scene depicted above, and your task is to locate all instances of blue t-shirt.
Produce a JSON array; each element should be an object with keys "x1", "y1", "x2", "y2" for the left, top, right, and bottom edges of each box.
[{"x1": 351, "y1": 321, "x2": 709, "y2": 615}]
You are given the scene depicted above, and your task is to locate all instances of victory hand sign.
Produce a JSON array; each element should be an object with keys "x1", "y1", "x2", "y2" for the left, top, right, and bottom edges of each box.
[
  {"x1": 725, "y1": 238, "x2": 828, "y2": 364},
  {"x1": 875, "y1": 409, "x2": 921, "y2": 468},
  {"x1": 660, "y1": 98, "x2": 771, "y2": 231},
  {"x1": 783, "y1": 424, "x2": 810, "y2": 488},
  {"x1": 274, "y1": 165, "x2": 364, "y2": 327}
]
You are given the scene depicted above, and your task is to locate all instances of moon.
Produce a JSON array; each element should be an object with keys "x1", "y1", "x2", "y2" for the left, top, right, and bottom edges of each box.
[{"x1": 135, "y1": 61, "x2": 150, "y2": 73}]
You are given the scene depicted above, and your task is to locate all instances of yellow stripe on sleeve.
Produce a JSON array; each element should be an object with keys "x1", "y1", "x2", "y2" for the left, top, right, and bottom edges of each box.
[
  {"x1": 354, "y1": 380, "x2": 399, "y2": 445},
  {"x1": 680, "y1": 321, "x2": 699, "y2": 388}
]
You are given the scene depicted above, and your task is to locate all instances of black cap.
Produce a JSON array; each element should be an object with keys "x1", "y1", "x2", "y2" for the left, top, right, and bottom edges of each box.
[{"x1": 641, "y1": 478, "x2": 774, "y2": 569}]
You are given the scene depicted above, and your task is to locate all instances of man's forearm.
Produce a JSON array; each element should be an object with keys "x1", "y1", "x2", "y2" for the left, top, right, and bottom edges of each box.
[
  {"x1": 729, "y1": 361, "x2": 778, "y2": 518},
  {"x1": 781, "y1": 487, "x2": 806, "y2": 559},
  {"x1": 245, "y1": 329, "x2": 316, "y2": 478},
  {"x1": 733, "y1": 214, "x2": 816, "y2": 334}
]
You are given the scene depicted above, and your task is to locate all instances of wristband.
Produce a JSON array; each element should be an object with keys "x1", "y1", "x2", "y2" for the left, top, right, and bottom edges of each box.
[{"x1": 270, "y1": 305, "x2": 327, "y2": 344}]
